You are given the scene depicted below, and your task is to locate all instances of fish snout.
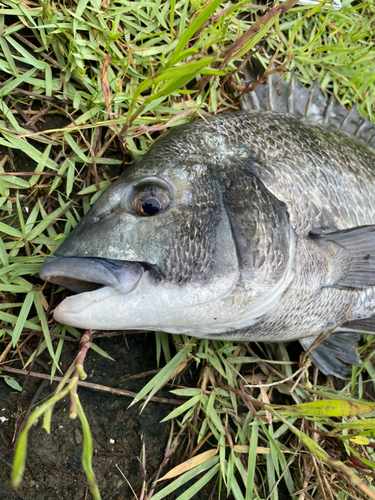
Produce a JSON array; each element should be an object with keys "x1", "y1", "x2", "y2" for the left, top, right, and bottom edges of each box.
[{"x1": 39, "y1": 256, "x2": 144, "y2": 294}]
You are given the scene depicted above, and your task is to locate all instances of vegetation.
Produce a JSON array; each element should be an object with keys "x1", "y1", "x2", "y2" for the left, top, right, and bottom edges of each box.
[{"x1": 1, "y1": 0, "x2": 375, "y2": 498}]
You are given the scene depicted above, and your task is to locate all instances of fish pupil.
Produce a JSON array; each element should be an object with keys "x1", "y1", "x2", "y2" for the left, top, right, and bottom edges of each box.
[{"x1": 142, "y1": 197, "x2": 161, "y2": 216}]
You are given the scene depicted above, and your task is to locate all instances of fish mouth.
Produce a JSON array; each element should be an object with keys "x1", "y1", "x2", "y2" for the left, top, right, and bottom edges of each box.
[{"x1": 39, "y1": 255, "x2": 144, "y2": 295}]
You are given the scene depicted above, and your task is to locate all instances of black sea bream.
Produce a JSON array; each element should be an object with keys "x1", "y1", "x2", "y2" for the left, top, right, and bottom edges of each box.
[{"x1": 40, "y1": 69, "x2": 375, "y2": 378}]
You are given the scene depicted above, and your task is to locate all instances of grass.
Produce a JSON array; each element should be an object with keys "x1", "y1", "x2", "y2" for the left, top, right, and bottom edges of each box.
[{"x1": 1, "y1": 0, "x2": 375, "y2": 498}]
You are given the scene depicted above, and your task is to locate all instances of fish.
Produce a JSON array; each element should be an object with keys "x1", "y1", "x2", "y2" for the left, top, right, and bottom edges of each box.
[{"x1": 39, "y1": 66, "x2": 375, "y2": 379}]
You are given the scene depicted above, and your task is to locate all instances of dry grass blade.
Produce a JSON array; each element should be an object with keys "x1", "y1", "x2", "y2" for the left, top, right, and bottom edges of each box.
[{"x1": 158, "y1": 449, "x2": 218, "y2": 482}]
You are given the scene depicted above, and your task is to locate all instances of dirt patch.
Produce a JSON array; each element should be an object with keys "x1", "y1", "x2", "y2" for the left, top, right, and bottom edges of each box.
[{"x1": 0, "y1": 333, "x2": 179, "y2": 500}]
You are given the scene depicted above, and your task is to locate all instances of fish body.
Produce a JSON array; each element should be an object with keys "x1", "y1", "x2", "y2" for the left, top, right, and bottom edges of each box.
[{"x1": 40, "y1": 70, "x2": 375, "y2": 377}]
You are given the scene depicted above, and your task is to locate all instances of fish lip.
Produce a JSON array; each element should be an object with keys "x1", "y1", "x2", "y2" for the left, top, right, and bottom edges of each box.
[{"x1": 39, "y1": 255, "x2": 144, "y2": 294}]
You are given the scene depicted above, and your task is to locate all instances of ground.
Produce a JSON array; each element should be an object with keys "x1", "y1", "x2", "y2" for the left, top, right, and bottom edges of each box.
[{"x1": 0, "y1": 333, "x2": 179, "y2": 500}]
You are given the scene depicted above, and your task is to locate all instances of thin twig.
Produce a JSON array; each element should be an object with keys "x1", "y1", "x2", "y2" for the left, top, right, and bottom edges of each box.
[
  {"x1": 70, "y1": 330, "x2": 93, "y2": 418},
  {"x1": 244, "y1": 363, "x2": 306, "y2": 388},
  {"x1": 0, "y1": 365, "x2": 183, "y2": 406}
]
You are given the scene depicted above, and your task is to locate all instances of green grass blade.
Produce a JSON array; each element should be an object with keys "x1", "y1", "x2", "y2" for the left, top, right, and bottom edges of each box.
[
  {"x1": 151, "y1": 457, "x2": 219, "y2": 500},
  {"x1": 129, "y1": 349, "x2": 188, "y2": 408},
  {"x1": 33, "y1": 291, "x2": 61, "y2": 374},
  {"x1": 167, "y1": 0, "x2": 222, "y2": 67},
  {"x1": 175, "y1": 463, "x2": 220, "y2": 500},
  {"x1": 246, "y1": 420, "x2": 259, "y2": 500},
  {"x1": 76, "y1": 395, "x2": 101, "y2": 500},
  {"x1": 161, "y1": 395, "x2": 201, "y2": 422},
  {"x1": 11, "y1": 291, "x2": 34, "y2": 346}
]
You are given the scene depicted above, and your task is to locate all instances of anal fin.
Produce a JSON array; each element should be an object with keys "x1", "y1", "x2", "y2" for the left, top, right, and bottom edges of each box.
[{"x1": 299, "y1": 332, "x2": 361, "y2": 379}]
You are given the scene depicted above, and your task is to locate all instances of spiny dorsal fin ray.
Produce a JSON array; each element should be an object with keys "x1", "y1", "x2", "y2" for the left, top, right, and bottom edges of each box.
[
  {"x1": 240, "y1": 64, "x2": 375, "y2": 150},
  {"x1": 288, "y1": 72, "x2": 310, "y2": 117},
  {"x1": 340, "y1": 104, "x2": 360, "y2": 132},
  {"x1": 306, "y1": 79, "x2": 326, "y2": 122}
]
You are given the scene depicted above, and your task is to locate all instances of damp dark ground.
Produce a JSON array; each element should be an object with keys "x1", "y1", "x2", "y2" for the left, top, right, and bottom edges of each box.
[{"x1": 0, "y1": 333, "x2": 190, "y2": 500}]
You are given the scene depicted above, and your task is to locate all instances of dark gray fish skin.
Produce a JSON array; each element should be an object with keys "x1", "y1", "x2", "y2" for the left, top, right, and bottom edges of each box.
[{"x1": 40, "y1": 69, "x2": 375, "y2": 377}]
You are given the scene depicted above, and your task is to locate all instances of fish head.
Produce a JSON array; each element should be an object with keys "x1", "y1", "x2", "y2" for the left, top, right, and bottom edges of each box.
[
  {"x1": 40, "y1": 153, "x2": 296, "y2": 335},
  {"x1": 40, "y1": 156, "x2": 243, "y2": 332}
]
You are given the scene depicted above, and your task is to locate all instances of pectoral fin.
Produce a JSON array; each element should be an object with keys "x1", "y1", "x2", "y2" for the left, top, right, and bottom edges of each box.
[
  {"x1": 299, "y1": 332, "x2": 361, "y2": 379},
  {"x1": 311, "y1": 225, "x2": 375, "y2": 288}
]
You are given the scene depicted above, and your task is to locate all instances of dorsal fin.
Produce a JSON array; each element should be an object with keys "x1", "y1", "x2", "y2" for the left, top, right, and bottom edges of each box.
[{"x1": 240, "y1": 65, "x2": 375, "y2": 150}]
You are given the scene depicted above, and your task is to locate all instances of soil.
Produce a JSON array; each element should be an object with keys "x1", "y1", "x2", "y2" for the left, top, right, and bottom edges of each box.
[{"x1": 0, "y1": 333, "x2": 183, "y2": 500}]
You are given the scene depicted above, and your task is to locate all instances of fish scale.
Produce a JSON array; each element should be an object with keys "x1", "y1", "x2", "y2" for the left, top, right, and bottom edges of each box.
[{"x1": 39, "y1": 67, "x2": 375, "y2": 378}]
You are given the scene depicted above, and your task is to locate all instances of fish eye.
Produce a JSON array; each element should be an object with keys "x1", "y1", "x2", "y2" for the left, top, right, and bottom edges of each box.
[{"x1": 131, "y1": 187, "x2": 170, "y2": 217}]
